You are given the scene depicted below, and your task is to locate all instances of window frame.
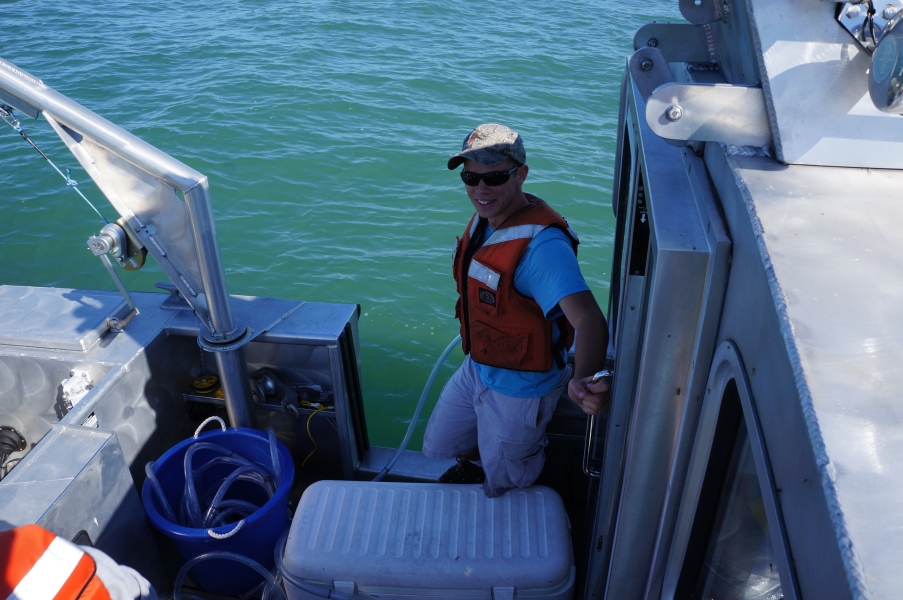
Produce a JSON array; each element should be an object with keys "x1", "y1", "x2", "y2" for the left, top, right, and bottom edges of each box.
[{"x1": 661, "y1": 340, "x2": 800, "y2": 600}]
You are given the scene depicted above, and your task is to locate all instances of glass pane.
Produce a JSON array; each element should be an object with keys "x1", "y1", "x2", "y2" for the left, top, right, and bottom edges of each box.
[{"x1": 693, "y1": 419, "x2": 783, "y2": 600}]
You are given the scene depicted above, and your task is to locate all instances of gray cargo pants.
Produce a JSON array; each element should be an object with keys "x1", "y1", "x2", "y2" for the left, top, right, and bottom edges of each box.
[{"x1": 422, "y1": 357, "x2": 571, "y2": 497}]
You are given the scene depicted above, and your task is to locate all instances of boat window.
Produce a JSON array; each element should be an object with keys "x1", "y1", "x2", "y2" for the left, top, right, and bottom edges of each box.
[
  {"x1": 609, "y1": 124, "x2": 635, "y2": 330},
  {"x1": 628, "y1": 169, "x2": 649, "y2": 277},
  {"x1": 678, "y1": 380, "x2": 784, "y2": 600}
]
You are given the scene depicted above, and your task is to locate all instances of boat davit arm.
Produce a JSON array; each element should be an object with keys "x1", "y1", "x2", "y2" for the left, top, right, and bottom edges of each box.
[{"x1": 0, "y1": 56, "x2": 256, "y2": 427}]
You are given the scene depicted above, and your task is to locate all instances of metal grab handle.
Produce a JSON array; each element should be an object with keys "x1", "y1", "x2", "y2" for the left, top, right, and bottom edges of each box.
[
  {"x1": 582, "y1": 370, "x2": 613, "y2": 478},
  {"x1": 583, "y1": 415, "x2": 603, "y2": 478}
]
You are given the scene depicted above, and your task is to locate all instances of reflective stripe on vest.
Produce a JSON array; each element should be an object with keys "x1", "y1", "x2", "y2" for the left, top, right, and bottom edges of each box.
[
  {"x1": 468, "y1": 259, "x2": 501, "y2": 291},
  {"x1": 0, "y1": 525, "x2": 108, "y2": 600},
  {"x1": 8, "y1": 537, "x2": 86, "y2": 600},
  {"x1": 482, "y1": 224, "x2": 546, "y2": 247}
]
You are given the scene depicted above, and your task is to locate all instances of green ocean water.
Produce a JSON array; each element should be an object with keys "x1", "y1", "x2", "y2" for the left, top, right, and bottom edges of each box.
[{"x1": 0, "y1": 1, "x2": 681, "y2": 449}]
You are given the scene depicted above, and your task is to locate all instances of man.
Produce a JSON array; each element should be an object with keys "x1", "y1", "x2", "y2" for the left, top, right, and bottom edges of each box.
[{"x1": 422, "y1": 123, "x2": 611, "y2": 498}]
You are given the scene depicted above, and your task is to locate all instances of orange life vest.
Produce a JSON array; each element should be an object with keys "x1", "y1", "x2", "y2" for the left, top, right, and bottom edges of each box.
[
  {"x1": 0, "y1": 525, "x2": 112, "y2": 600},
  {"x1": 453, "y1": 195, "x2": 578, "y2": 372}
]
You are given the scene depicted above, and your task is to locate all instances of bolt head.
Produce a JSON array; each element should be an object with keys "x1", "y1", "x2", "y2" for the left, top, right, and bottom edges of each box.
[
  {"x1": 884, "y1": 5, "x2": 898, "y2": 19},
  {"x1": 647, "y1": 37, "x2": 659, "y2": 48},
  {"x1": 846, "y1": 4, "x2": 861, "y2": 18},
  {"x1": 640, "y1": 58, "x2": 654, "y2": 71},
  {"x1": 665, "y1": 104, "x2": 683, "y2": 122}
]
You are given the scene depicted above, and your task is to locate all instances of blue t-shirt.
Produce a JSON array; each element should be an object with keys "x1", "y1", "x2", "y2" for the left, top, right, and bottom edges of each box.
[{"x1": 471, "y1": 225, "x2": 590, "y2": 397}]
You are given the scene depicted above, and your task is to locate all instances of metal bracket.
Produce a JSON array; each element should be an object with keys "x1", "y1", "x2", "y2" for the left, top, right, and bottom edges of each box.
[
  {"x1": 633, "y1": 23, "x2": 714, "y2": 63},
  {"x1": 837, "y1": 1, "x2": 903, "y2": 54},
  {"x1": 155, "y1": 282, "x2": 193, "y2": 310},
  {"x1": 197, "y1": 324, "x2": 254, "y2": 353},
  {"x1": 679, "y1": 0, "x2": 722, "y2": 25},
  {"x1": 645, "y1": 83, "x2": 772, "y2": 147},
  {"x1": 107, "y1": 308, "x2": 138, "y2": 332},
  {"x1": 0, "y1": 89, "x2": 39, "y2": 119},
  {"x1": 629, "y1": 47, "x2": 676, "y2": 100}
]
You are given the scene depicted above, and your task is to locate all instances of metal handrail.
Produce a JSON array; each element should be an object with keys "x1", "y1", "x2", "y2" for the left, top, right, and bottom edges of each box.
[{"x1": 583, "y1": 414, "x2": 604, "y2": 477}]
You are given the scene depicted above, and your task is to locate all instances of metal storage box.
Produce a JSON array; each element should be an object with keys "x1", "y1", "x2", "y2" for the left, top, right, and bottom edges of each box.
[{"x1": 283, "y1": 481, "x2": 575, "y2": 599}]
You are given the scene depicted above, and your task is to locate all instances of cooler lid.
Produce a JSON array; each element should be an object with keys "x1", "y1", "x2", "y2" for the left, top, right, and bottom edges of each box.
[
  {"x1": 284, "y1": 481, "x2": 574, "y2": 592},
  {"x1": 0, "y1": 286, "x2": 128, "y2": 351}
]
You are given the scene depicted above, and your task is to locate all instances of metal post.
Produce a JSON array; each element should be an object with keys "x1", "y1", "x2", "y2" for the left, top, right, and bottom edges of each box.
[
  {"x1": 213, "y1": 347, "x2": 256, "y2": 428},
  {"x1": 183, "y1": 180, "x2": 235, "y2": 338},
  {"x1": 184, "y1": 180, "x2": 256, "y2": 428}
]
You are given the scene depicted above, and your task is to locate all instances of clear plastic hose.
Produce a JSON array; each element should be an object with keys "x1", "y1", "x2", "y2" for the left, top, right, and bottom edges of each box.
[
  {"x1": 148, "y1": 427, "x2": 282, "y2": 531},
  {"x1": 202, "y1": 466, "x2": 270, "y2": 527},
  {"x1": 373, "y1": 334, "x2": 461, "y2": 482},
  {"x1": 145, "y1": 461, "x2": 177, "y2": 523},
  {"x1": 268, "y1": 427, "x2": 283, "y2": 484},
  {"x1": 173, "y1": 551, "x2": 286, "y2": 600},
  {"x1": 182, "y1": 442, "x2": 240, "y2": 526}
]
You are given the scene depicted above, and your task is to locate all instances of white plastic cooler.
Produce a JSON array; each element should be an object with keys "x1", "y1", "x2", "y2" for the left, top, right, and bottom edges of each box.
[{"x1": 282, "y1": 481, "x2": 575, "y2": 599}]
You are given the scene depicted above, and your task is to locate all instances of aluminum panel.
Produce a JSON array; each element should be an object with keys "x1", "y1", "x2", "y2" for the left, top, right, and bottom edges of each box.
[
  {"x1": 641, "y1": 148, "x2": 732, "y2": 600},
  {"x1": 0, "y1": 425, "x2": 165, "y2": 590},
  {"x1": 719, "y1": 151, "x2": 903, "y2": 598},
  {"x1": 0, "y1": 286, "x2": 127, "y2": 351},
  {"x1": 164, "y1": 296, "x2": 357, "y2": 347},
  {"x1": 358, "y1": 446, "x2": 456, "y2": 482},
  {"x1": 747, "y1": 0, "x2": 903, "y2": 167},
  {"x1": 601, "y1": 78, "x2": 714, "y2": 600},
  {"x1": 703, "y1": 144, "x2": 849, "y2": 600}
]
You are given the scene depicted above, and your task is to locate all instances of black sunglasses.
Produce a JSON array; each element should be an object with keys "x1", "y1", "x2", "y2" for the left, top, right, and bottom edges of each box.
[{"x1": 460, "y1": 165, "x2": 520, "y2": 187}]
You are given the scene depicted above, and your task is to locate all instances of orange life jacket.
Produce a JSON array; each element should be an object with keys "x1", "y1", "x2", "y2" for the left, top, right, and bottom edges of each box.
[
  {"x1": 0, "y1": 525, "x2": 112, "y2": 600},
  {"x1": 453, "y1": 195, "x2": 578, "y2": 372}
]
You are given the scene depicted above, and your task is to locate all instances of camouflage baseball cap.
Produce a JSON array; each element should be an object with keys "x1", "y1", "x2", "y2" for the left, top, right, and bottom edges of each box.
[{"x1": 447, "y1": 123, "x2": 526, "y2": 170}]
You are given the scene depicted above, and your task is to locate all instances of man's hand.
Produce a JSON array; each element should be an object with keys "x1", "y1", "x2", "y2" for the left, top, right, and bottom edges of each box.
[
  {"x1": 568, "y1": 375, "x2": 611, "y2": 415},
  {"x1": 558, "y1": 290, "x2": 610, "y2": 415}
]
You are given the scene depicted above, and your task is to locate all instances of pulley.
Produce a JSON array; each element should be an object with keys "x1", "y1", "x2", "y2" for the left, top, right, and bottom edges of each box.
[{"x1": 87, "y1": 220, "x2": 147, "y2": 270}]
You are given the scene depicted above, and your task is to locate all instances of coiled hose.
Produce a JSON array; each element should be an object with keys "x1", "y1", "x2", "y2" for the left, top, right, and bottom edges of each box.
[
  {"x1": 144, "y1": 426, "x2": 280, "y2": 533},
  {"x1": 372, "y1": 334, "x2": 461, "y2": 482},
  {"x1": 149, "y1": 424, "x2": 348, "y2": 598}
]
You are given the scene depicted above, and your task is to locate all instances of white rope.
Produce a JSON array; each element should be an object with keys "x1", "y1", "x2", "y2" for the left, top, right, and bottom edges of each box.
[
  {"x1": 207, "y1": 519, "x2": 244, "y2": 539},
  {"x1": 194, "y1": 416, "x2": 227, "y2": 438}
]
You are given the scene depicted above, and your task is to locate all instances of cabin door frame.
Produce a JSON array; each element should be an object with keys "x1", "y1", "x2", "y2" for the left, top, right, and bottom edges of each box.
[{"x1": 660, "y1": 340, "x2": 801, "y2": 599}]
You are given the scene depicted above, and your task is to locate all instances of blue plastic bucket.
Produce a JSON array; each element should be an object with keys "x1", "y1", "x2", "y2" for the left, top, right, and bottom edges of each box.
[{"x1": 141, "y1": 427, "x2": 294, "y2": 595}]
